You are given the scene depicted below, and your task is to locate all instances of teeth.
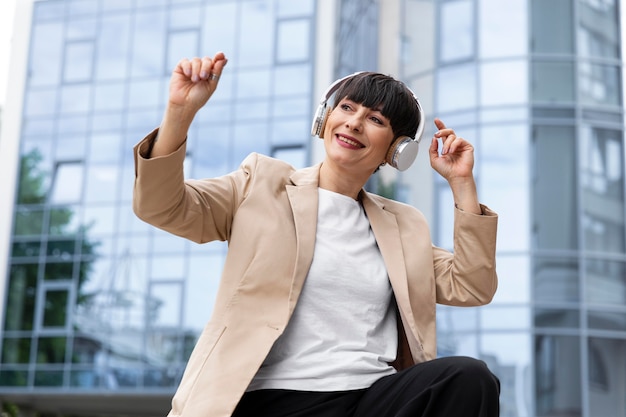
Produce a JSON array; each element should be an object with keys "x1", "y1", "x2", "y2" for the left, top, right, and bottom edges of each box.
[{"x1": 338, "y1": 136, "x2": 361, "y2": 147}]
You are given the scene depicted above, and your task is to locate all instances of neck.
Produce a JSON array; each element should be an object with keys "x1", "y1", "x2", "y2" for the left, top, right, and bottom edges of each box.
[{"x1": 318, "y1": 160, "x2": 372, "y2": 200}]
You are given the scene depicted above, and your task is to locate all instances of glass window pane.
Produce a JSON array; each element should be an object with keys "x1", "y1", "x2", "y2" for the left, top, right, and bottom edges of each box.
[
  {"x1": 481, "y1": 124, "x2": 530, "y2": 251},
  {"x1": 25, "y1": 88, "x2": 58, "y2": 117},
  {"x1": 50, "y1": 162, "x2": 85, "y2": 204},
  {"x1": 587, "y1": 310, "x2": 626, "y2": 331},
  {"x1": 238, "y1": 1, "x2": 274, "y2": 67},
  {"x1": 580, "y1": 63, "x2": 620, "y2": 106},
  {"x1": 532, "y1": 61, "x2": 576, "y2": 103},
  {"x1": 48, "y1": 205, "x2": 82, "y2": 236},
  {"x1": 13, "y1": 208, "x2": 45, "y2": 236},
  {"x1": 84, "y1": 165, "x2": 120, "y2": 203},
  {"x1": 44, "y1": 261, "x2": 74, "y2": 282},
  {"x1": 481, "y1": 333, "x2": 531, "y2": 417},
  {"x1": 151, "y1": 256, "x2": 186, "y2": 281},
  {"x1": 480, "y1": 61, "x2": 527, "y2": 106},
  {"x1": 42, "y1": 289, "x2": 69, "y2": 327},
  {"x1": 237, "y1": 69, "x2": 272, "y2": 99},
  {"x1": 533, "y1": 257, "x2": 580, "y2": 303},
  {"x1": 59, "y1": 84, "x2": 92, "y2": 114},
  {"x1": 437, "y1": 64, "x2": 477, "y2": 112},
  {"x1": 1, "y1": 338, "x2": 32, "y2": 363},
  {"x1": 150, "y1": 282, "x2": 183, "y2": 327},
  {"x1": 94, "y1": 82, "x2": 126, "y2": 111},
  {"x1": 169, "y1": 5, "x2": 201, "y2": 29},
  {"x1": 490, "y1": 256, "x2": 530, "y2": 303},
  {"x1": 277, "y1": 0, "x2": 314, "y2": 17},
  {"x1": 532, "y1": 125, "x2": 578, "y2": 250},
  {"x1": 128, "y1": 78, "x2": 162, "y2": 109},
  {"x1": 439, "y1": 1, "x2": 474, "y2": 62},
  {"x1": 167, "y1": 30, "x2": 199, "y2": 72},
  {"x1": 531, "y1": 0, "x2": 574, "y2": 53},
  {"x1": 56, "y1": 135, "x2": 87, "y2": 161},
  {"x1": 481, "y1": 307, "x2": 530, "y2": 330},
  {"x1": 36, "y1": 337, "x2": 67, "y2": 364},
  {"x1": 63, "y1": 41, "x2": 94, "y2": 82},
  {"x1": 66, "y1": 16, "x2": 97, "y2": 40},
  {"x1": 276, "y1": 19, "x2": 310, "y2": 63},
  {"x1": 5, "y1": 264, "x2": 39, "y2": 331},
  {"x1": 586, "y1": 259, "x2": 626, "y2": 305},
  {"x1": 580, "y1": 126, "x2": 625, "y2": 253},
  {"x1": 34, "y1": 370, "x2": 64, "y2": 387},
  {"x1": 578, "y1": 0, "x2": 619, "y2": 59},
  {"x1": 29, "y1": 22, "x2": 64, "y2": 86},
  {"x1": 82, "y1": 205, "x2": 117, "y2": 236},
  {"x1": 95, "y1": 15, "x2": 131, "y2": 80},
  {"x1": 402, "y1": 1, "x2": 435, "y2": 74},
  {"x1": 479, "y1": 0, "x2": 527, "y2": 58},
  {"x1": 131, "y1": 10, "x2": 167, "y2": 77},
  {"x1": 588, "y1": 337, "x2": 626, "y2": 416},
  {"x1": 273, "y1": 64, "x2": 311, "y2": 96},
  {"x1": 272, "y1": 146, "x2": 306, "y2": 169},
  {"x1": 201, "y1": 3, "x2": 237, "y2": 57},
  {"x1": 535, "y1": 335, "x2": 582, "y2": 417},
  {"x1": 534, "y1": 308, "x2": 580, "y2": 328}
]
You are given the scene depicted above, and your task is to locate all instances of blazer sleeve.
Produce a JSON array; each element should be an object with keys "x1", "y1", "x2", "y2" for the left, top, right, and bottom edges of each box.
[
  {"x1": 432, "y1": 205, "x2": 498, "y2": 306},
  {"x1": 132, "y1": 129, "x2": 255, "y2": 244}
]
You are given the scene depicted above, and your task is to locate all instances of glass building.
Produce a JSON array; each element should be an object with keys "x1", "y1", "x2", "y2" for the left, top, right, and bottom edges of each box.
[{"x1": 0, "y1": 0, "x2": 625, "y2": 416}]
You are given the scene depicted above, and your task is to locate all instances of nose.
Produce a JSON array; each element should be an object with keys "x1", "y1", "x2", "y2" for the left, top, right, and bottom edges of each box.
[{"x1": 345, "y1": 112, "x2": 364, "y2": 132}]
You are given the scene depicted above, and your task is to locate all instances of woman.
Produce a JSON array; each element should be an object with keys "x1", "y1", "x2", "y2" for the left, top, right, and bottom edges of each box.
[{"x1": 133, "y1": 52, "x2": 500, "y2": 417}]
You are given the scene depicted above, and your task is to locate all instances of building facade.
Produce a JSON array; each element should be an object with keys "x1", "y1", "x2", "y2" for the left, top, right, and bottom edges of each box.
[
  {"x1": 0, "y1": 0, "x2": 625, "y2": 417},
  {"x1": 399, "y1": 1, "x2": 626, "y2": 416}
]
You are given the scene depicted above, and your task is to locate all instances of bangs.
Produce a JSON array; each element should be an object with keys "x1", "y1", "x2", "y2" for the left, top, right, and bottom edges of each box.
[{"x1": 332, "y1": 72, "x2": 420, "y2": 139}]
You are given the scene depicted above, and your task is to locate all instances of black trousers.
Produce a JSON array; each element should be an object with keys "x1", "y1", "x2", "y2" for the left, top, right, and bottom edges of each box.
[{"x1": 232, "y1": 356, "x2": 500, "y2": 417}]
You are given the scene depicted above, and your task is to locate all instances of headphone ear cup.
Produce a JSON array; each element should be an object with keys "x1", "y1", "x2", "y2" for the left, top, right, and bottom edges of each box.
[
  {"x1": 386, "y1": 136, "x2": 420, "y2": 171},
  {"x1": 311, "y1": 102, "x2": 329, "y2": 137}
]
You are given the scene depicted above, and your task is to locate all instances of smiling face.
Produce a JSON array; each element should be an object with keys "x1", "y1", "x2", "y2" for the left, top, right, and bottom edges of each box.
[{"x1": 322, "y1": 98, "x2": 395, "y2": 175}]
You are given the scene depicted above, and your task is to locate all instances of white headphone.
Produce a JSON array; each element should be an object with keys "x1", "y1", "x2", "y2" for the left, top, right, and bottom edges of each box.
[{"x1": 311, "y1": 72, "x2": 425, "y2": 171}]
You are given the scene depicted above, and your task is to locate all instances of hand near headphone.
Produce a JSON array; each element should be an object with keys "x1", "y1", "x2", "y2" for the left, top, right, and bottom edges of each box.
[
  {"x1": 429, "y1": 118, "x2": 482, "y2": 214},
  {"x1": 429, "y1": 118, "x2": 474, "y2": 180},
  {"x1": 169, "y1": 52, "x2": 228, "y2": 115}
]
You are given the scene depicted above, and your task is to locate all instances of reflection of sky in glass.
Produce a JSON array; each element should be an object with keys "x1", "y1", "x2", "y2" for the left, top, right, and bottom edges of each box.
[
  {"x1": 479, "y1": 0, "x2": 527, "y2": 58},
  {"x1": 440, "y1": 1, "x2": 473, "y2": 62}
]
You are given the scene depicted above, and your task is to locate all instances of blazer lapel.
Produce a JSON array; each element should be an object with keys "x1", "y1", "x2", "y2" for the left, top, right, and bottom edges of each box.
[
  {"x1": 361, "y1": 193, "x2": 417, "y2": 332},
  {"x1": 285, "y1": 163, "x2": 321, "y2": 313}
]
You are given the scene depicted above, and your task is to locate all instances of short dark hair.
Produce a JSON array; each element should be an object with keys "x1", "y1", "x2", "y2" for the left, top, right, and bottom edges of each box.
[{"x1": 331, "y1": 72, "x2": 421, "y2": 139}]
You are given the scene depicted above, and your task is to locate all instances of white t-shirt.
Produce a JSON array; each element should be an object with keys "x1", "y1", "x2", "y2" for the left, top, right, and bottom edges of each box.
[{"x1": 248, "y1": 188, "x2": 398, "y2": 392}]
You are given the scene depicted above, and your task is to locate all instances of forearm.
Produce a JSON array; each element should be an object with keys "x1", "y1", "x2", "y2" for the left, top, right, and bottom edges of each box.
[
  {"x1": 150, "y1": 105, "x2": 197, "y2": 158},
  {"x1": 449, "y1": 176, "x2": 482, "y2": 215}
]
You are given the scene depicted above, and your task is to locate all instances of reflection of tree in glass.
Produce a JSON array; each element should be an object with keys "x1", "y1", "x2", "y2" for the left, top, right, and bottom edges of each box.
[{"x1": 2, "y1": 150, "x2": 99, "y2": 387}]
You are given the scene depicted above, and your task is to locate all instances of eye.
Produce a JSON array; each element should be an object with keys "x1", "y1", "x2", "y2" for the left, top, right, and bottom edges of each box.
[
  {"x1": 370, "y1": 116, "x2": 383, "y2": 125},
  {"x1": 340, "y1": 103, "x2": 352, "y2": 111}
]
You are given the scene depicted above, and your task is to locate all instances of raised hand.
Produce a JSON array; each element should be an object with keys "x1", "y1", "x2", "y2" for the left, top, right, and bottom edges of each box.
[
  {"x1": 429, "y1": 118, "x2": 482, "y2": 214},
  {"x1": 429, "y1": 118, "x2": 475, "y2": 182},
  {"x1": 168, "y1": 52, "x2": 228, "y2": 115},
  {"x1": 149, "y1": 52, "x2": 228, "y2": 158}
]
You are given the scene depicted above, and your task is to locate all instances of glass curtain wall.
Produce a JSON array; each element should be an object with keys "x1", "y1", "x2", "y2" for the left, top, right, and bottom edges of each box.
[
  {"x1": 402, "y1": 0, "x2": 626, "y2": 416},
  {"x1": 1, "y1": 0, "x2": 316, "y2": 392}
]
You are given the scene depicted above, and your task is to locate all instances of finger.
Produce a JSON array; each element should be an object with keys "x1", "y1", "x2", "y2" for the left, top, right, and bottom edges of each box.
[
  {"x1": 429, "y1": 137, "x2": 440, "y2": 158},
  {"x1": 190, "y1": 57, "x2": 202, "y2": 82},
  {"x1": 441, "y1": 134, "x2": 456, "y2": 155},
  {"x1": 434, "y1": 117, "x2": 446, "y2": 130},
  {"x1": 199, "y1": 56, "x2": 213, "y2": 80},
  {"x1": 208, "y1": 52, "x2": 228, "y2": 83},
  {"x1": 178, "y1": 58, "x2": 192, "y2": 78}
]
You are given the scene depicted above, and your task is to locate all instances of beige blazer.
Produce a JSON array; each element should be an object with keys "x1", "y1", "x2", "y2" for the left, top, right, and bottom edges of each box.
[{"x1": 133, "y1": 130, "x2": 498, "y2": 417}]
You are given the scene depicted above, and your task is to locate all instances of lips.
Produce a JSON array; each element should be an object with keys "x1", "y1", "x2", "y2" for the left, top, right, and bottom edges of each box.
[{"x1": 336, "y1": 134, "x2": 364, "y2": 149}]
